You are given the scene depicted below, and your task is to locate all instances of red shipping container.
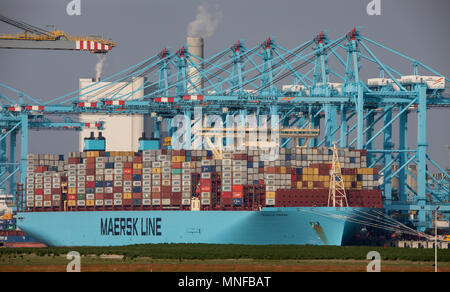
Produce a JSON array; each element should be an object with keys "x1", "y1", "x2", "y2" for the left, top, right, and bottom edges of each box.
[
  {"x1": 123, "y1": 168, "x2": 132, "y2": 175},
  {"x1": 86, "y1": 169, "x2": 95, "y2": 175},
  {"x1": 122, "y1": 199, "x2": 132, "y2": 206},
  {"x1": 234, "y1": 154, "x2": 247, "y2": 160},
  {"x1": 200, "y1": 179, "x2": 212, "y2": 185},
  {"x1": 95, "y1": 194, "x2": 104, "y2": 199},
  {"x1": 161, "y1": 186, "x2": 171, "y2": 192},
  {"x1": 86, "y1": 181, "x2": 95, "y2": 188},
  {"x1": 43, "y1": 195, "x2": 52, "y2": 201},
  {"x1": 68, "y1": 158, "x2": 81, "y2": 164},
  {"x1": 68, "y1": 194, "x2": 76, "y2": 200},
  {"x1": 113, "y1": 187, "x2": 123, "y2": 193},
  {"x1": 132, "y1": 193, "x2": 142, "y2": 199},
  {"x1": 123, "y1": 174, "x2": 132, "y2": 181},
  {"x1": 124, "y1": 162, "x2": 133, "y2": 168},
  {"x1": 161, "y1": 192, "x2": 172, "y2": 199},
  {"x1": 52, "y1": 188, "x2": 61, "y2": 194},
  {"x1": 221, "y1": 192, "x2": 232, "y2": 198},
  {"x1": 35, "y1": 166, "x2": 48, "y2": 173},
  {"x1": 34, "y1": 189, "x2": 43, "y2": 195},
  {"x1": 133, "y1": 168, "x2": 142, "y2": 174},
  {"x1": 201, "y1": 185, "x2": 211, "y2": 192},
  {"x1": 172, "y1": 162, "x2": 182, "y2": 169},
  {"x1": 86, "y1": 157, "x2": 96, "y2": 163},
  {"x1": 86, "y1": 163, "x2": 96, "y2": 170},
  {"x1": 221, "y1": 198, "x2": 233, "y2": 205},
  {"x1": 171, "y1": 192, "x2": 182, "y2": 200},
  {"x1": 152, "y1": 193, "x2": 161, "y2": 199},
  {"x1": 132, "y1": 156, "x2": 142, "y2": 163},
  {"x1": 232, "y1": 192, "x2": 243, "y2": 198},
  {"x1": 232, "y1": 185, "x2": 244, "y2": 192},
  {"x1": 104, "y1": 193, "x2": 113, "y2": 200}
]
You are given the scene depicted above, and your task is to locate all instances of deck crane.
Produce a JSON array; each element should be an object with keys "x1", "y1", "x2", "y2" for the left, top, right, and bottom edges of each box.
[{"x1": 0, "y1": 13, "x2": 115, "y2": 53}]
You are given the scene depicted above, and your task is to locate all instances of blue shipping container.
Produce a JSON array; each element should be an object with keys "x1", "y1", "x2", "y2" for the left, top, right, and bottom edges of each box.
[
  {"x1": 105, "y1": 162, "x2": 115, "y2": 169},
  {"x1": 233, "y1": 198, "x2": 242, "y2": 206},
  {"x1": 133, "y1": 174, "x2": 142, "y2": 181},
  {"x1": 132, "y1": 187, "x2": 142, "y2": 193},
  {"x1": 201, "y1": 166, "x2": 215, "y2": 172}
]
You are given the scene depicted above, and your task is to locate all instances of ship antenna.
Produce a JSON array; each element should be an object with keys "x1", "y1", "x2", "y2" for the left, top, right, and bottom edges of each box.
[{"x1": 328, "y1": 141, "x2": 349, "y2": 207}]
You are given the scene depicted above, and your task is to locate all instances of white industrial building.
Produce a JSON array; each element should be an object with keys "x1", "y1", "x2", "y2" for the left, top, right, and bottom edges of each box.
[{"x1": 78, "y1": 77, "x2": 146, "y2": 152}]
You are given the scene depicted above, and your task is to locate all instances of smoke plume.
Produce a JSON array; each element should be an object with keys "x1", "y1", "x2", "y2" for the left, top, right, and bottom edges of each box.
[
  {"x1": 95, "y1": 55, "x2": 107, "y2": 81},
  {"x1": 187, "y1": 2, "x2": 222, "y2": 38}
]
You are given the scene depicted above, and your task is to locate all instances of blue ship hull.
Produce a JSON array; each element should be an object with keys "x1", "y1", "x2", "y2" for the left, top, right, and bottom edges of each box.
[{"x1": 16, "y1": 207, "x2": 375, "y2": 246}]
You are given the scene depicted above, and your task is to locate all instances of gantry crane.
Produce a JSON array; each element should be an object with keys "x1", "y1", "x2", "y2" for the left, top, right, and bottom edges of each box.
[
  {"x1": 0, "y1": 28, "x2": 449, "y2": 232},
  {"x1": 0, "y1": 13, "x2": 115, "y2": 53}
]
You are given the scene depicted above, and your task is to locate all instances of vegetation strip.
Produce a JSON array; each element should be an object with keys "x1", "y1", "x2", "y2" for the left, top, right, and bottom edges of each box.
[{"x1": 1, "y1": 244, "x2": 449, "y2": 262}]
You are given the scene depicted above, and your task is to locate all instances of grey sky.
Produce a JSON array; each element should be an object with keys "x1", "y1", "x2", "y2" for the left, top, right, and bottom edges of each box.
[{"x1": 0, "y1": 0, "x2": 449, "y2": 170}]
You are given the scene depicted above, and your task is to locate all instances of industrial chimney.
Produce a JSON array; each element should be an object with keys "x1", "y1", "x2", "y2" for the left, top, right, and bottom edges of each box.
[{"x1": 186, "y1": 36, "x2": 204, "y2": 92}]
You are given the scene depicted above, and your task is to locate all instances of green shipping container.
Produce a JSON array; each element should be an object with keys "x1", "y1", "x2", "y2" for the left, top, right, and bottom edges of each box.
[
  {"x1": 172, "y1": 168, "x2": 182, "y2": 174},
  {"x1": 6, "y1": 225, "x2": 16, "y2": 231}
]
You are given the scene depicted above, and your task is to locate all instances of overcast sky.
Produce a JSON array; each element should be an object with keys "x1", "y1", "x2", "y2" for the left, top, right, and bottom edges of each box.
[{"x1": 0, "y1": 0, "x2": 449, "y2": 170}]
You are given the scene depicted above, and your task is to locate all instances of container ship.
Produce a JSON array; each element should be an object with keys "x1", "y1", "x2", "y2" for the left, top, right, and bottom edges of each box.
[{"x1": 16, "y1": 133, "x2": 383, "y2": 247}]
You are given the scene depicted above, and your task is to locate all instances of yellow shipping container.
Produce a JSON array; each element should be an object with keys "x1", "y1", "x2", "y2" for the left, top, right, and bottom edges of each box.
[
  {"x1": 313, "y1": 175, "x2": 319, "y2": 182},
  {"x1": 308, "y1": 181, "x2": 314, "y2": 188},
  {"x1": 178, "y1": 156, "x2": 186, "y2": 162},
  {"x1": 297, "y1": 181, "x2": 303, "y2": 189},
  {"x1": 3, "y1": 213, "x2": 13, "y2": 220},
  {"x1": 68, "y1": 200, "x2": 77, "y2": 207},
  {"x1": 152, "y1": 168, "x2": 161, "y2": 174},
  {"x1": 313, "y1": 168, "x2": 319, "y2": 175},
  {"x1": 280, "y1": 167, "x2": 286, "y2": 174},
  {"x1": 324, "y1": 181, "x2": 330, "y2": 188},
  {"x1": 133, "y1": 163, "x2": 143, "y2": 169},
  {"x1": 86, "y1": 200, "x2": 95, "y2": 206},
  {"x1": 266, "y1": 191, "x2": 276, "y2": 198},
  {"x1": 68, "y1": 188, "x2": 77, "y2": 195},
  {"x1": 123, "y1": 193, "x2": 132, "y2": 200}
]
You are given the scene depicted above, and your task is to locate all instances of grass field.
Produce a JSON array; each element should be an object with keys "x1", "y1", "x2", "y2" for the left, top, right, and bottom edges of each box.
[{"x1": 1, "y1": 244, "x2": 449, "y2": 272}]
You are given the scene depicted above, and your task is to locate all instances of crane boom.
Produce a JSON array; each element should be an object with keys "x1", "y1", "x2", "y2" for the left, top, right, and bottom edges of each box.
[{"x1": 0, "y1": 13, "x2": 115, "y2": 53}]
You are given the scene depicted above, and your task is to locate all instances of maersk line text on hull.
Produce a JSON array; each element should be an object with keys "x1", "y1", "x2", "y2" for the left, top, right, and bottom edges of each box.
[{"x1": 100, "y1": 217, "x2": 162, "y2": 236}]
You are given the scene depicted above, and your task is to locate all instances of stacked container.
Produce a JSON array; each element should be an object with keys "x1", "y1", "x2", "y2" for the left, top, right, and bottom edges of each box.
[{"x1": 24, "y1": 146, "x2": 381, "y2": 211}]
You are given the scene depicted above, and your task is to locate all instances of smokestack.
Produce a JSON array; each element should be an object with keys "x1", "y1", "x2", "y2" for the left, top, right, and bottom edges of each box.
[{"x1": 186, "y1": 36, "x2": 204, "y2": 92}]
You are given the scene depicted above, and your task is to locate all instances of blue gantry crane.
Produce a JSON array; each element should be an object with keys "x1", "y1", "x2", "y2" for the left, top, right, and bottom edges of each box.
[{"x1": 0, "y1": 28, "x2": 449, "y2": 231}]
